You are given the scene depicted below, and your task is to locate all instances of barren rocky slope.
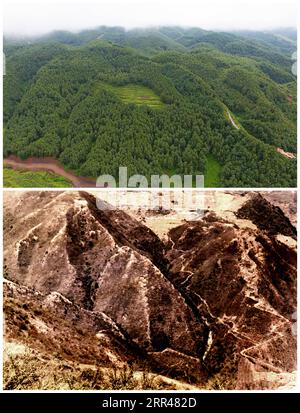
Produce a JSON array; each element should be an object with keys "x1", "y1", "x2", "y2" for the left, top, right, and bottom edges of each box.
[{"x1": 3, "y1": 191, "x2": 297, "y2": 389}]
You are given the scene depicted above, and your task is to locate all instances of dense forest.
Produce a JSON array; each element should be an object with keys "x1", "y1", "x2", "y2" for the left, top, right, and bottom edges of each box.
[{"x1": 4, "y1": 26, "x2": 297, "y2": 187}]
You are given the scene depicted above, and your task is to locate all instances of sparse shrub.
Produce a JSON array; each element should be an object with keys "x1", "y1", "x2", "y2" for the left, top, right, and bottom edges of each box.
[
  {"x1": 78, "y1": 368, "x2": 104, "y2": 390},
  {"x1": 33, "y1": 309, "x2": 43, "y2": 316},
  {"x1": 107, "y1": 365, "x2": 136, "y2": 390},
  {"x1": 140, "y1": 370, "x2": 159, "y2": 390},
  {"x1": 4, "y1": 350, "x2": 42, "y2": 390},
  {"x1": 205, "y1": 372, "x2": 236, "y2": 390},
  {"x1": 19, "y1": 322, "x2": 28, "y2": 331}
]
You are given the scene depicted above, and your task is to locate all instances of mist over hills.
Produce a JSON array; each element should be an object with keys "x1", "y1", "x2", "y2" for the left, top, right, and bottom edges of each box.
[{"x1": 4, "y1": 26, "x2": 296, "y2": 56}]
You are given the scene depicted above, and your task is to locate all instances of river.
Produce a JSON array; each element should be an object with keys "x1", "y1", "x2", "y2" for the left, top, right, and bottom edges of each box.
[{"x1": 4, "y1": 156, "x2": 97, "y2": 188}]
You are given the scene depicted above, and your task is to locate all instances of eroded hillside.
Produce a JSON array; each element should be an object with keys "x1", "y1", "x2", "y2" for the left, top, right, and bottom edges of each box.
[{"x1": 3, "y1": 191, "x2": 297, "y2": 390}]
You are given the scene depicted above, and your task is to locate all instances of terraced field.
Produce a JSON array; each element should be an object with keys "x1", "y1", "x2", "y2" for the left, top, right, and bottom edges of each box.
[{"x1": 105, "y1": 84, "x2": 164, "y2": 108}]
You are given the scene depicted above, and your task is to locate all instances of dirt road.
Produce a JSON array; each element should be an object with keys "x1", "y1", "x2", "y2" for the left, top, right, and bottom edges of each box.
[{"x1": 227, "y1": 110, "x2": 240, "y2": 129}]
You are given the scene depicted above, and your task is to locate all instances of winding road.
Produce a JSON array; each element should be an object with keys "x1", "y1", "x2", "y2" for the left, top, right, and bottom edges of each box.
[
  {"x1": 227, "y1": 110, "x2": 240, "y2": 130},
  {"x1": 227, "y1": 110, "x2": 296, "y2": 160}
]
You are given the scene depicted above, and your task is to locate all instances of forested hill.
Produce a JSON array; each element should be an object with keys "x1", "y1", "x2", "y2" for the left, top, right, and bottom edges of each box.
[{"x1": 4, "y1": 26, "x2": 297, "y2": 187}]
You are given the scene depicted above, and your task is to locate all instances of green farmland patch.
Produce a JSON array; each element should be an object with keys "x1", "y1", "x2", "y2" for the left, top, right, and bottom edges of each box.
[
  {"x1": 4, "y1": 168, "x2": 73, "y2": 188},
  {"x1": 105, "y1": 84, "x2": 164, "y2": 108},
  {"x1": 204, "y1": 155, "x2": 221, "y2": 187}
]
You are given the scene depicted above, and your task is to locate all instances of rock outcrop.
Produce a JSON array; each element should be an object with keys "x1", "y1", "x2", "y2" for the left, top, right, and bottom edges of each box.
[{"x1": 236, "y1": 193, "x2": 296, "y2": 239}]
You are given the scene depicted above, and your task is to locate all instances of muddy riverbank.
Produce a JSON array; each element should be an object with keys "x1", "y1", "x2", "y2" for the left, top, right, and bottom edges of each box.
[{"x1": 4, "y1": 156, "x2": 97, "y2": 188}]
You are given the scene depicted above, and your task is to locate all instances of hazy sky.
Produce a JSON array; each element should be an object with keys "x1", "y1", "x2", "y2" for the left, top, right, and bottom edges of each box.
[{"x1": 4, "y1": 0, "x2": 297, "y2": 36}]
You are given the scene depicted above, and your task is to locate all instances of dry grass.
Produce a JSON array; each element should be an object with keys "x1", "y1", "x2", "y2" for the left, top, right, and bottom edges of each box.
[
  {"x1": 204, "y1": 372, "x2": 236, "y2": 390},
  {"x1": 3, "y1": 345, "x2": 164, "y2": 390}
]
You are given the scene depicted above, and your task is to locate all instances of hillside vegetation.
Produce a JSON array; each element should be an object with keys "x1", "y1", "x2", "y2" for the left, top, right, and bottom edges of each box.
[
  {"x1": 4, "y1": 26, "x2": 297, "y2": 187},
  {"x1": 3, "y1": 168, "x2": 72, "y2": 188}
]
